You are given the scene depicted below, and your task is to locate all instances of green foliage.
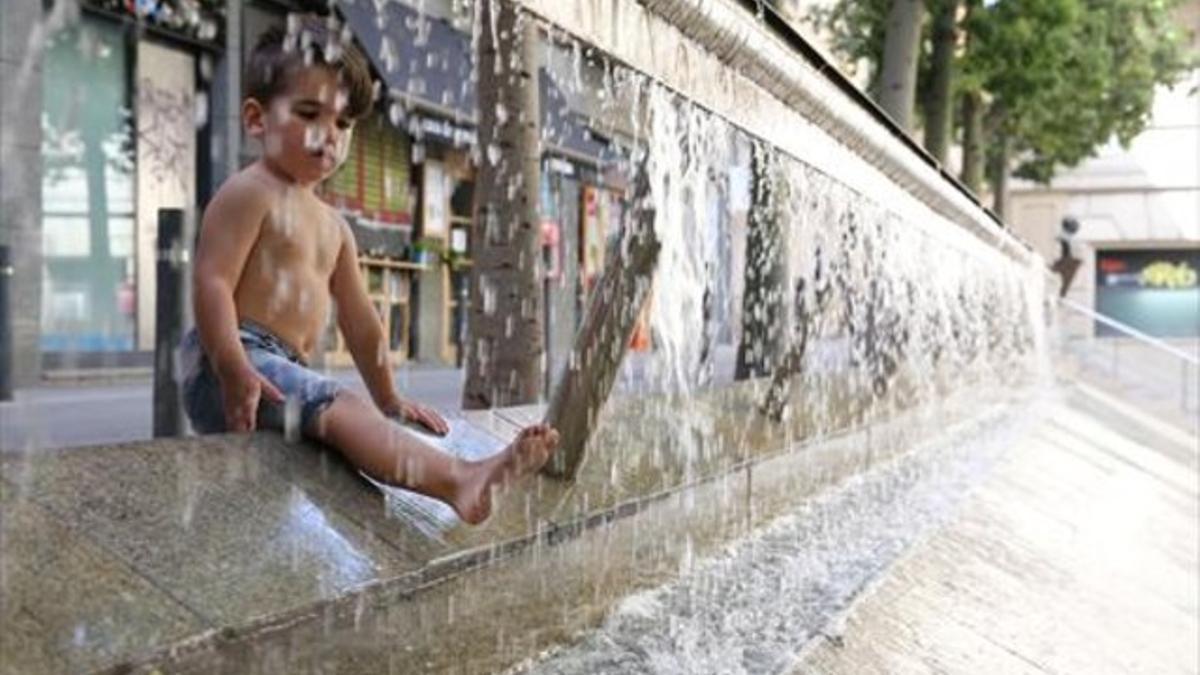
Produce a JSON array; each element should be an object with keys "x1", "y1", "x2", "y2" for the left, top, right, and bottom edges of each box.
[
  {"x1": 969, "y1": 0, "x2": 1193, "y2": 182},
  {"x1": 807, "y1": 0, "x2": 892, "y2": 90},
  {"x1": 811, "y1": 0, "x2": 1195, "y2": 184},
  {"x1": 413, "y1": 237, "x2": 470, "y2": 271}
]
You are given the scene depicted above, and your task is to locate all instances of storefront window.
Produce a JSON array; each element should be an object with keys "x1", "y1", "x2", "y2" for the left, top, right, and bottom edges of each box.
[
  {"x1": 41, "y1": 18, "x2": 136, "y2": 352},
  {"x1": 1095, "y1": 249, "x2": 1200, "y2": 337},
  {"x1": 323, "y1": 114, "x2": 412, "y2": 224}
]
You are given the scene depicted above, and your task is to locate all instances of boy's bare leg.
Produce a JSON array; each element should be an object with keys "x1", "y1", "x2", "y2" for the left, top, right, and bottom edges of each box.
[{"x1": 313, "y1": 392, "x2": 558, "y2": 524}]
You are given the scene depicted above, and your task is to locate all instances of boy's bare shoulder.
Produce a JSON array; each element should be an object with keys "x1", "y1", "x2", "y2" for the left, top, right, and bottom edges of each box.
[
  {"x1": 208, "y1": 163, "x2": 284, "y2": 216},
  {"x1": 319, "y1": 198, "x2": 355, "y2": 243}
]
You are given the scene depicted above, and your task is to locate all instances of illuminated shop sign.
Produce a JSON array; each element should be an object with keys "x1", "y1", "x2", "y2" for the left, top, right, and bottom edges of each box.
[{"x1": 1097, "y1": 250, "x2": 1200, "y2": 290}]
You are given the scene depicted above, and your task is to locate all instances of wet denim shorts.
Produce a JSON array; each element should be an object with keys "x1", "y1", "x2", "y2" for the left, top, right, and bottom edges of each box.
[{"x1": 180, "y1": 321, "x2": 343, "y2": 436}]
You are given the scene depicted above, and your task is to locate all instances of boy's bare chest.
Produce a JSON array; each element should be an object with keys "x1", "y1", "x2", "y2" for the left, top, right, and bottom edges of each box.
[{"x1": 256, "y1": 207, "x2": 340, "y2": 276}]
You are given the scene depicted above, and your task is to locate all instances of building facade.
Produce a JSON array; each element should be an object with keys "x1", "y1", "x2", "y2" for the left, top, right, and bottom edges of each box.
[
  {"x1": 2, "y1": 0, "x2": 221, "y2": 386},
  {"x1": 0, "y1": 0, "x2": 645, "y2": 385}
]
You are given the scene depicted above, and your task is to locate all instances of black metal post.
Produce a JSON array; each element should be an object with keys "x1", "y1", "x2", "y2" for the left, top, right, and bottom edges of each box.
[
  {"x1": 0, "y1": 245, "x2": 13, "y2": 402},
  {"x1": 455, "y1": 272, "x2": 468, "y2": 368},
  {"x1": 154, "y1": 209, "x2": 186, "y2": 437}
]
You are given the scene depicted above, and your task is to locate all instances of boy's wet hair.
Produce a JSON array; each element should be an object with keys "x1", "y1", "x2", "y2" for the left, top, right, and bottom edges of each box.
[{"x1": 245, "y1": 14, "x2": 374, "y2": 120}]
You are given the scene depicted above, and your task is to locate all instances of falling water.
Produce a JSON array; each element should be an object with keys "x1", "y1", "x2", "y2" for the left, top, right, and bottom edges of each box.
[
  {"x1": 516, "y1": 400, "x2": 1045, "y2": 674},
  {"x1": 515, "y1": 23, "x2": 1051, "y2": 670},
  {"x1": 530, "y1": 34, "x2": 1048, "y2": 496}
]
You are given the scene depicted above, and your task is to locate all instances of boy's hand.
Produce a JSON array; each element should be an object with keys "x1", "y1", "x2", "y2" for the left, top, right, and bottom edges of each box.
[
  {"x1": 219, "y1": 365, "x2": 286, "y2": 432},
  {"x1": 388, "y1": 399, "x2": 450, "y2": 436}
]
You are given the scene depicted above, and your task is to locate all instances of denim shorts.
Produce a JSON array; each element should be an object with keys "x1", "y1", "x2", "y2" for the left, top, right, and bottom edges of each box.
[{"x1": 180, "y1": 321, "x2": 343, "y2": 436}]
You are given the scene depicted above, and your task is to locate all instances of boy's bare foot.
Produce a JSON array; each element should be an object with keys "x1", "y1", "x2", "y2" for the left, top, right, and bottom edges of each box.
[{"x1": 453, "y1": 424, "x2": 559, "y2": 525}]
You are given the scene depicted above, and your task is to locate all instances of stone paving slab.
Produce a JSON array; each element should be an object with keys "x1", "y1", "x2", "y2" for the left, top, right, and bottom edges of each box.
[
  {"x1": 2, "y1": 436, "x2": 425, "y2": 628},
  {"x1": 0, "y1": 483, "x2": 205, "y2": 675},
  {"x1": 795, "y1": 385, "x2": 1199, "y2": 674}
]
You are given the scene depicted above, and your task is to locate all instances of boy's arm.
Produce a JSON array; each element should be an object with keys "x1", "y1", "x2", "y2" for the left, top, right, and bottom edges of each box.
[
  {"x1": 330, "y1": 220, "x2": 448, "y2": 435},
  {"x1": 193, "y1": 177, "x2": 284, "y2": 430}
]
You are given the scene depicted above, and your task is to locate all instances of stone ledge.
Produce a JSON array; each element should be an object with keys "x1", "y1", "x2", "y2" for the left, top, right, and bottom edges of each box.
[{"x1": 0, "y1": 373, "x2": 1033, "y2": 673}]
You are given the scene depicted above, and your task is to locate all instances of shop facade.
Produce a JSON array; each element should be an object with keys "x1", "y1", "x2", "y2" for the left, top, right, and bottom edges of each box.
[
  {"x1": 342, "y1": 0, "x2": 632, "y2": 370},
  {"x1": 1094, "y1": 247, "x2": 1200, "y2": 338},
  {"x1": 3, "y1": 0, "x2": 637, "y2": 382},
  {"x1": 33, "y1": 1, "x2": 220, "y2": 373}
]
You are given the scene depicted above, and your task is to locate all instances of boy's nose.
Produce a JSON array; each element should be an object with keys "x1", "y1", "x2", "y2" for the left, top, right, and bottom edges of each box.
[
  {"x1": 305, "y1": 124, "x2": 339, "y2": 151},
  {"x1": 323, "y1": 121, "x2": 345, "y2": 145}
]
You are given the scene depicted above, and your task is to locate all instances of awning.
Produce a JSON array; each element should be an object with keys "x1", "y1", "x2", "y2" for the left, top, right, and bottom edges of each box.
[
  {"x1": 540, "y1": 69, "x2": 614, "y2": 165},
  {"x1": 338, "y1": 1, "x2": 612, "y2": 164},
  {"x1": 338, "y1": 0, "x2": 477, "y2": 121}
]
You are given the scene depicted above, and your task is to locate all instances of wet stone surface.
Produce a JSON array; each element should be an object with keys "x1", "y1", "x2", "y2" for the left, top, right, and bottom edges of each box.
[
  {"x1": 509, "y1": 386, "x2": 1198, "y2": 674},
  {"x1": 2, "y1": 436, "x2": 425, "y2": 630},
  {"x1": 795, "y1": 386, "x2": 1199, "y2": 674},
  {"x1": 0, "y1": 484, "x2": 205, "y2": 674},
  {"x1": 0, "y1": 372, "x2": 1034, "y2": 674}
]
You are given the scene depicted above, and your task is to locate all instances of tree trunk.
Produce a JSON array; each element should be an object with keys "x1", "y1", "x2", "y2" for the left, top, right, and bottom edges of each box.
[
  {"x1": 922, "y1": 0, "x2": 957, "y2": 163},
  {"x1": 877, "y1": 0, "x2": 925, "y2": 132},
  {"x1": 735, "y1": 142, "x2": 788, "y2": 381},
  {"x1": 960, "y1": 90, "x2": 985, "y2": 193},
  {"x1": 542, "y1": 163, "x2": 659, "y2": 480},
  {"x1": 988, "y1": 132, "x2": 1011, "y2": 219},
  {"x1": 958, "y1": 0, "x2": 984, "y2": 192},
  {"x1": 462, "y1": 1, "x2": 544, "y2": 409}
]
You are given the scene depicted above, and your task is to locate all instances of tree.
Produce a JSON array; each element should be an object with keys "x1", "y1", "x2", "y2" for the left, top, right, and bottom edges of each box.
[
  {"x1": 810, "y1": 0, "x2": 1192, "y2": 206},
  {"x1": 543, "y1": 162, "x2": 660, "y2": 479},
  {"x1": 963, "y1": 0, "x2": 1192, "y2": 212},
  {"x1": 878, "y1": 0, "x2": 927, "y2": 131},
  {"x1": 957, "y1": 0, "x2": 985, "y2": 192},
  {"x1": 921, "y1": 0, "x2": 958, "y2": 162},
  {"x1": 980, "y1": 0, "x2": 1193, "y2": 184},
  {"x1": 809, "y1": 0, "x2": 892, "y2": 96},
  {"x1": 461, "y1": 0, "x2": 545, "y2": 409}
]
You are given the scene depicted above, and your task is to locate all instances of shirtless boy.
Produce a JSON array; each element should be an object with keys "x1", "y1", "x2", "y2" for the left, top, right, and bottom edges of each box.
[{"x1": 181, "y1": 16, "x2": 557, "y2": 524}]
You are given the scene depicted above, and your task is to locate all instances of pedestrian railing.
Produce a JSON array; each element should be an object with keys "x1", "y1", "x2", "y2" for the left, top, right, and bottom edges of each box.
[{"x1": 1057, "y1": 298, "x2": 1199, "y2": 418}]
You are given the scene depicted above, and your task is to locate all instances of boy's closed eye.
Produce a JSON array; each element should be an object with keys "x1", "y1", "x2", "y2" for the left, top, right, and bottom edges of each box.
[
  {"x1": 294, "y1": 113, "x2": 351, "y2": 132},
  {"x1": 293, "y1": 104, "x2": 321, "y2": 121}
]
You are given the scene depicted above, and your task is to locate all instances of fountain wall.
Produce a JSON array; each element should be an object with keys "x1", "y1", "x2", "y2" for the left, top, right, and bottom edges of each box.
[{"x1": 521, "y1": 0, "x2": 1052, "y2": 492}]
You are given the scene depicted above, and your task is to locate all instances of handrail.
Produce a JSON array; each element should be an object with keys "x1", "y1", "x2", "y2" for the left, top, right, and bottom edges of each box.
[{"x1": 1059, "y1": 298, "x2": 1200, "y2": 366}]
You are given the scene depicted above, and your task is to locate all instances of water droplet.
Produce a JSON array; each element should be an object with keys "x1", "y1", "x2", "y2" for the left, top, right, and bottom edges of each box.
[
  {"x1": 284, "y1": 396, "x2": 301, "y2": 443},
  {"x1": 193, "y1": 91, "x2": 209, "y2": 128}
]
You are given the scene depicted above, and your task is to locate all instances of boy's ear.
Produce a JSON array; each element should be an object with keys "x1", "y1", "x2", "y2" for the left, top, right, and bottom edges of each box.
[{"x1": 242, "y1": 98, "x2": 267, "y2": 138}]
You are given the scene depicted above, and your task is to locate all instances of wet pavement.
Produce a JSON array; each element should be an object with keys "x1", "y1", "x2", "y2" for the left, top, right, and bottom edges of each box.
[{"x1": 795, "y1": 383, "x2": 1198, "y2": 674}]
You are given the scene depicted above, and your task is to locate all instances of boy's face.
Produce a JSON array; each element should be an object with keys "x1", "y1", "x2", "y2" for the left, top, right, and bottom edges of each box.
[{"x1": 244, "y1": 66, "x2": 355, "y2": 185}]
